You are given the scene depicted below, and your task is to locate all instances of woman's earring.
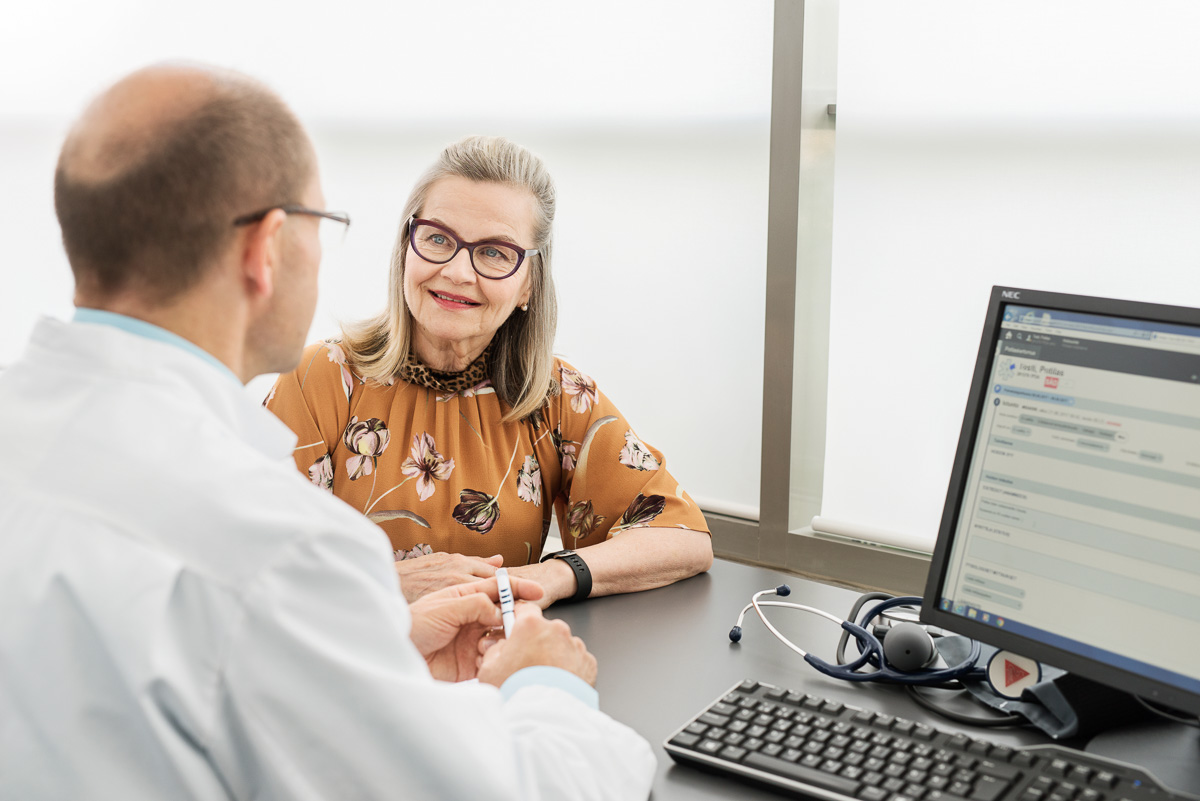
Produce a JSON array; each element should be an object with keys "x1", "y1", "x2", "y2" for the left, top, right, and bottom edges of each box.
[{"x1": 521, "y1": 304, "x2": 529, "y2": 311}]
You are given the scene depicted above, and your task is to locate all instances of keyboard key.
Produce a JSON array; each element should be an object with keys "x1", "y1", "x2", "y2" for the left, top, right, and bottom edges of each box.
[
  {"x1": 913, "y1": 724, "x2": 937, "y2": 741},
  {"x1": 978, "y1": 760, "x2": 1021, "y2": 781},
  {"x1": 744, "y1": 753, "x2": 863, "y2": 795},
  {"x1": 669, "y1": 732, "x2": 700, "y2": 749},
  {"x1": 991, "y1": 746, "x2": 1016, "y2": 763},
  {"x1": 971, "y1": 774, "x2": 1011, "y2": 801},
  {"x1": 698, "y1": 738, "x2": 723, "y2": 755},
  {"x1": 926, "y1": 791, "x2": 971, "y2": 801},
  {"x1": 720, "y1": 745, "x2": 748, "y2": 762},
  {"x1": 860, "y1": 787, "x2": 889, "y2": 801}
]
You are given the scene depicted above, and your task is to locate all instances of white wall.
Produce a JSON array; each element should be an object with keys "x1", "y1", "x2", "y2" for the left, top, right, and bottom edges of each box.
[
  {"x1": 0, "y1": 1, "x2": 771, "y2": 516},
  {"x1": 822, "y1": 1, "x2": 1200, "y2": 550}
]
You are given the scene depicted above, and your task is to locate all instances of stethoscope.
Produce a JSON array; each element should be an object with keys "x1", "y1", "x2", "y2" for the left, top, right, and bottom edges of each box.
[{"x1": 729, "y1": 585, "x2": 982, "y2": 685}]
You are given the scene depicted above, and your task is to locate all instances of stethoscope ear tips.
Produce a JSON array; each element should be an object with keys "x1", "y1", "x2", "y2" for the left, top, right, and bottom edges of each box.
[
  {"x1": 729, "y1": 626, "x2": 743, "y2": 642},
  {"x1": 776, "y1": 585, "x2": 791, "y2": 597}
]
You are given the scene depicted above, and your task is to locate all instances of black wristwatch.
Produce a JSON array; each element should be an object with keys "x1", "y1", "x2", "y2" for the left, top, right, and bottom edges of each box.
[{"x1": 539, "y1": 549, "x2": 592, "y2": 603}]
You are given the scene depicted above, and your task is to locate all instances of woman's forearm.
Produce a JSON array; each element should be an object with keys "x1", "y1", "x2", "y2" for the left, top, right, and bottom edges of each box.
[{"x1": 510, "y1": 527, "x2": 713, "y2": 606}]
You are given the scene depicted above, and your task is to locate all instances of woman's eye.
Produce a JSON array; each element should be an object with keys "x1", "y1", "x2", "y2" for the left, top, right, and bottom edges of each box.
[{"x1": 430, "y1": 234, "x2": 448, "y2": 246}]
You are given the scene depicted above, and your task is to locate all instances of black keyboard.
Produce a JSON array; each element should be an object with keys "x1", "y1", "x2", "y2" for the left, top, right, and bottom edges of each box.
[{"x1": 664, "y1": 680, "x2": 1198, "y2": 801}]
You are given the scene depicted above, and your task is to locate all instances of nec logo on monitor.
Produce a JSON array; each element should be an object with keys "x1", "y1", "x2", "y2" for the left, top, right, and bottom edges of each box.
[{"x1": 1001, "y1": 290, "x2": 1021, "y2": 299}]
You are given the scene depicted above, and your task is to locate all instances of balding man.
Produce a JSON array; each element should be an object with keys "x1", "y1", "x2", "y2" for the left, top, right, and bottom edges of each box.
[{"x1": 0, "y1": 65, "x2": 654, "y2": 800}]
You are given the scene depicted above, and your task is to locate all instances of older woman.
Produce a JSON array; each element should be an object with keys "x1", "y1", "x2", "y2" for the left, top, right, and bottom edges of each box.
[{"x1": 266, "y1": 135, "x2": 712, "y2": 606}]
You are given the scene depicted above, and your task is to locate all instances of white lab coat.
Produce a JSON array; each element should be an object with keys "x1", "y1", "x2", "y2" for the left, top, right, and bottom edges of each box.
[{"x1": 0, "y1": 318, "x2": 655, "y2": 801}]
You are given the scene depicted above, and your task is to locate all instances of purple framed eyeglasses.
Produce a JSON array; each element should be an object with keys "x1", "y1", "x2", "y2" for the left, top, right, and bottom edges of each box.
[{"x1": 408, "y1": 215, "x2": 538, "y2": 280}]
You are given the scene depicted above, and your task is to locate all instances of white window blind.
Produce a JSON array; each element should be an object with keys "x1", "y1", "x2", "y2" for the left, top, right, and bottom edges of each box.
[{"x1": 818, "y1": 1, "x2": 1200, "y2": 552}]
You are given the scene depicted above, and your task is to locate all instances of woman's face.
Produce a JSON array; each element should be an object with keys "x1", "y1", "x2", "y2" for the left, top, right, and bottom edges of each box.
[{"x1": 403, "y1": 175, "x2": 537, "y2": 369}]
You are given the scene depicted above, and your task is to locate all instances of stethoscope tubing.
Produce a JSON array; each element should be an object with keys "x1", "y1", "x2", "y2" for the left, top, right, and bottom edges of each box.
[{"x1": 733, "y1": 586, "x2": 983, "y2": 685}]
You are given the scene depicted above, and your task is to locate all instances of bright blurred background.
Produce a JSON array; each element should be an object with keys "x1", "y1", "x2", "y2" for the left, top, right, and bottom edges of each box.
[{"x1": 0, "y1": 1, "x2": 773, "y2": 517}]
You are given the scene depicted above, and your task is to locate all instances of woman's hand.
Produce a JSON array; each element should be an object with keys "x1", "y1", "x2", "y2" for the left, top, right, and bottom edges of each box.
[
  {"x1": 477, "y1": 603, "x2": 597, "y2": 688},
  {"x1": 394, "y1": 552, "x2": 504, "y2": 603},
  {"x1": 408, "y1": 575, "x2": 546, "y2": 682},
  {"x1": 506, "y1": 559, "x2": 577, "y2": 609}
]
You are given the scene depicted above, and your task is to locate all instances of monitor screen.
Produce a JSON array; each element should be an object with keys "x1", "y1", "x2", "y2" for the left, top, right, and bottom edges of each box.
[{"x1": 922, "y1": 286, "x2": 1200, "y2": 718}]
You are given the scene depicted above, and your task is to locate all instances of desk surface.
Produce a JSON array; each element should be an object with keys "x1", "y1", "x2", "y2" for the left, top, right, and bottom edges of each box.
[{"x1": 548, "y1": 559, "x2": 1198, "y2": 800}]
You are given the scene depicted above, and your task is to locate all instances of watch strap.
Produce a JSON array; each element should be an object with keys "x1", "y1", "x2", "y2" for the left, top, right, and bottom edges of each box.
[{"x1": 540, "y1": 550, "x2": 592, "y2": 603}]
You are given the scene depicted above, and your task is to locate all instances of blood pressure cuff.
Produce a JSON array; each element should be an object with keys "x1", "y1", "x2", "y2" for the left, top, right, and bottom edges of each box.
[{"x1": 936, "y1": 636, "x2": 1150, "y2": 739}]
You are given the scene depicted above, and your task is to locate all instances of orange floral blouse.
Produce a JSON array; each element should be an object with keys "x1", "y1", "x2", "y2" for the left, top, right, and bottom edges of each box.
[{"x1": 265, "y1": 341, "x2": 709, "y2": 566}]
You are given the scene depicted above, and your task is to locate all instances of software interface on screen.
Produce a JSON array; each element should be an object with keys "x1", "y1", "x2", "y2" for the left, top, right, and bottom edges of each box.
[{"x1": 937, "y1": 303, "x2": 1200, "y2": 698}]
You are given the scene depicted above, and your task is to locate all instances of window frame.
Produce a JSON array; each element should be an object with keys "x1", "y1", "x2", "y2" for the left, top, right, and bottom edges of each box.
[{"x1": 703, "y1": 0, "x2": 930, "y2": 596}]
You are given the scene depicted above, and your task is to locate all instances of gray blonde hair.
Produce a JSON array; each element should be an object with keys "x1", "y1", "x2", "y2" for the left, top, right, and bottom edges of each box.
[{"x1": 341, "y1": 135, "x2": 558, "y2": 422}]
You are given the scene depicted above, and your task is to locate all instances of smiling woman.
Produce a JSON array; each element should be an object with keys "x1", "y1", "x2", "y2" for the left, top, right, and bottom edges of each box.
[{"x1": 265, "y1": 135, "x2": 713, "y2": 607}]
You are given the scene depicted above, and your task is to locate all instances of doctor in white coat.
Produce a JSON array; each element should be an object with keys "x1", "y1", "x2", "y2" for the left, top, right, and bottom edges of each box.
[{"x1": 0, "y1": 63, "x2": 654, "y2": 800}]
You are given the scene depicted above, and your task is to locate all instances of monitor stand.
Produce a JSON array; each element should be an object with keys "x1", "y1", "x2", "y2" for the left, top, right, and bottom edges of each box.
[{"x1": 1086, "y1": 721, "x2": 1200, "y2": 796}]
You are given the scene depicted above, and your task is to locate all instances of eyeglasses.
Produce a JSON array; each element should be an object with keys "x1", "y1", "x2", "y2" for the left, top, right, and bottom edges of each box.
[
  {"x1": 232, "y1": 204, "x2": 351, "y2": 229},
  {"x1": 408, "y1": 216, "x2": 538, "y2": 280}
]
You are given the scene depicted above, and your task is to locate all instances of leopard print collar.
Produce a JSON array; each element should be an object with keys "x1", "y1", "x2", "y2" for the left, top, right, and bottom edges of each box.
[{"x1": 397, "y1": 345, "x2": 491, "y2": 393}]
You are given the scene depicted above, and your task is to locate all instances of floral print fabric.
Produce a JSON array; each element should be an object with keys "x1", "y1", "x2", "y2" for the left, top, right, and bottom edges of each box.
[{"x1": 266, "y1": 341, "x2": 709, "y2": 567}]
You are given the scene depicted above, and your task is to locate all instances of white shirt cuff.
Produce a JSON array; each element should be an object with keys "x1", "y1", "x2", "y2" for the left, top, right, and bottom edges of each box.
[{"x1": 499, "y1": 666, "x2": 599, "y2": 709}]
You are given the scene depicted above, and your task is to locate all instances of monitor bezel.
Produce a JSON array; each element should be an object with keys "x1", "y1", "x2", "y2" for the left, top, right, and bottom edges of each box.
[{"x1": 921, "y1": 285, "x2": 1200, "y2": 718}]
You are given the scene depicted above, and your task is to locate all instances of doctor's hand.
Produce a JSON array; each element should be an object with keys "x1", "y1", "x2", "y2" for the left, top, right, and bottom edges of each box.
[
  {"x1": 394, "y1": 552, "x2": 503, "y2": 603},
  {"x1": 476, "y1": 604, "x2": 598, "y2": 689},
  {"x1": 408, "y1": 576, "x2": 546, "y2": 683}
]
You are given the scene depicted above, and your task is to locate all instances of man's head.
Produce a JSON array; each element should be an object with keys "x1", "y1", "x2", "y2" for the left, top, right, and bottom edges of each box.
[{"x1": 55, "y1": 63, "x2": 324, "y2": 377}]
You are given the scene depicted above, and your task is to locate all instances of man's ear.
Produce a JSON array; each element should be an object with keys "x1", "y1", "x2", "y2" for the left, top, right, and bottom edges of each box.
[{"x1": 239, "y1": 209, "x2": 289, "y2": 301}]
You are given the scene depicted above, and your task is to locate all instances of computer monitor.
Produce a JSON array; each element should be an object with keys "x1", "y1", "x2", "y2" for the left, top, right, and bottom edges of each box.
[{"x1": 922, "y1": 286, "x2": 1200, "y2": 719}]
